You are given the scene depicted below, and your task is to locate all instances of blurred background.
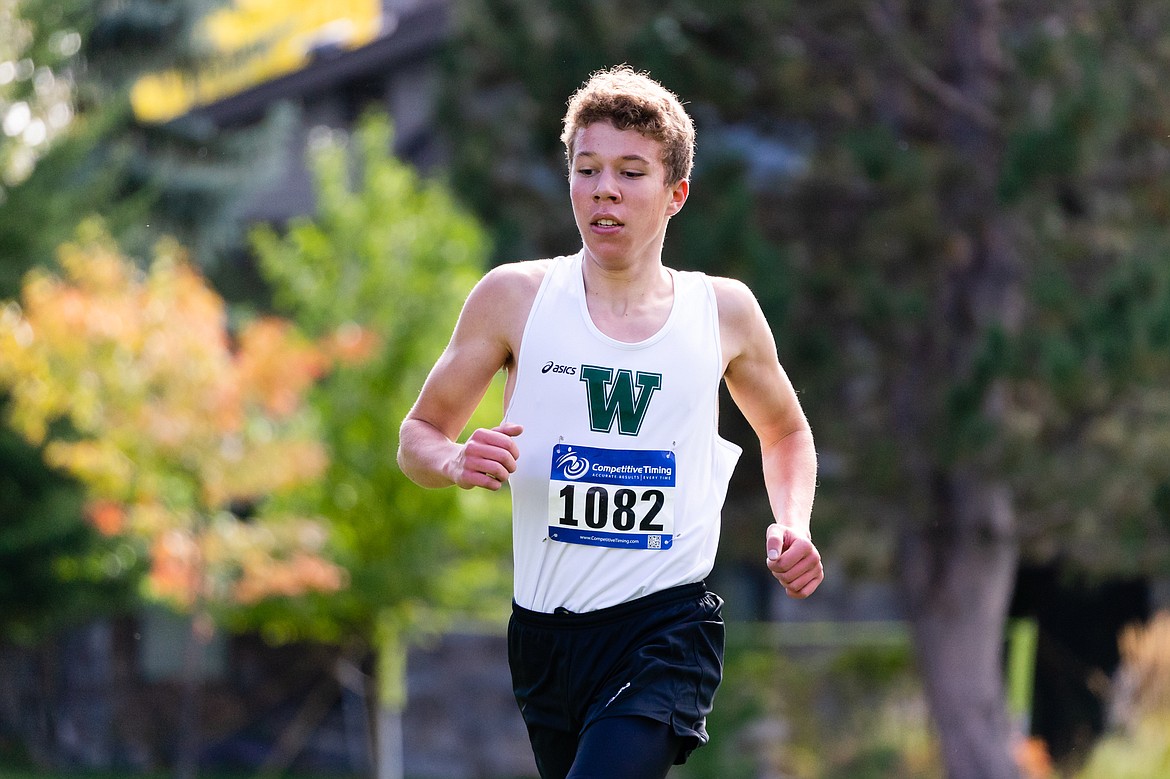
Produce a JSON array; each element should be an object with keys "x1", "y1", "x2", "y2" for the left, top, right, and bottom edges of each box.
[{"x1": 1, "y1": 1, "x2": 1169, "y2": 778}]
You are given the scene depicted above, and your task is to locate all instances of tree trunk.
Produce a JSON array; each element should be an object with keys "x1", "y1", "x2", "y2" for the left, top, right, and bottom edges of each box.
[
  {"x1": 375, "y1": 702, "x2": 405, "y2": 779},
  {"x1": 374, "y1": 622, "x2": 407, "y2": 779},
  {"x1": 174, "y1": 612, "x2": 210, "y2": 779},
  {"x1": 900, "y1": 471, "x2": 1020, "y2": 779},
  {"x1": 903, "y1": 1, "x2": 1021, "y2": 775},
  {"x1": 54, "y1": 621, "x2": 115, "y2": 770},
  {"x1": 0, "y1": 641, "x2": 54, "y2": 769}
]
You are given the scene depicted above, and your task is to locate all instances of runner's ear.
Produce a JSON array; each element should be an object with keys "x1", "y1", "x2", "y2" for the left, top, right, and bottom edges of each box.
[{"x1": 666, "y1": 179, "x2": 688, "y2": 217}]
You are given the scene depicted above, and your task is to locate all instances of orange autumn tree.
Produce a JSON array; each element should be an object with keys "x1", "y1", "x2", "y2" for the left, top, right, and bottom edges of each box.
[{"x1": 0, "y1": 220, "x2": 351, "y2": 615}]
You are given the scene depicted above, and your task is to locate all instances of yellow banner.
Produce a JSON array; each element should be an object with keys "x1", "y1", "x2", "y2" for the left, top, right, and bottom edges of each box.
[{"x1": 132, "y1": 0, "x2": 384, "y2": 123}]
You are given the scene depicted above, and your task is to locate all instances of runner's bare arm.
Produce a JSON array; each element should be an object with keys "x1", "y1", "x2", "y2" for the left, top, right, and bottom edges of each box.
[
  {"x1": 398, "y1": 264, "x2": 537, "y2": 491},
  {"x1": 716, "y1": 278, "x2": 823, "y2": 598}
]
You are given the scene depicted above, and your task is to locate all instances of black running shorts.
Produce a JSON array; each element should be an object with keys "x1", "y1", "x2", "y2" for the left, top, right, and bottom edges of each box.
[{"x1": 508, "y1": 582, "x2": 725, "y2": 767}]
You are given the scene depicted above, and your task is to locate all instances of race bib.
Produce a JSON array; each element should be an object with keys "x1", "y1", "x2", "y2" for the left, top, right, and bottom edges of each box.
[{"x1": 547, "y1": 443, "x2": 676, "y2": 550}]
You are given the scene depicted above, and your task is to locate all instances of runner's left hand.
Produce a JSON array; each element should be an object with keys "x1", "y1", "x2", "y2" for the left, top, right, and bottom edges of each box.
[{"x1": 765, "y1": 524, "x2": 823, "y2": 599}]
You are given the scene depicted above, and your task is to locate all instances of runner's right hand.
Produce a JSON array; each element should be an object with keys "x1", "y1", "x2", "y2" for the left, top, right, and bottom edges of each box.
[{"x1": 451, "y1": 423, "x2": 523, "y2": 490}]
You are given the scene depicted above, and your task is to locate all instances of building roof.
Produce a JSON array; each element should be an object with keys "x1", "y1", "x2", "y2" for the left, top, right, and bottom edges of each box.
[{"x1": 188, "y1": 1, "x2": 449, "y2": 128}]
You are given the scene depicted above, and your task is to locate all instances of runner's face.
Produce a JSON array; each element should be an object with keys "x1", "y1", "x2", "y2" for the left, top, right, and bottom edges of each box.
[{"x1": 569, "y1": 122, "x2": 687, "y2": 270}]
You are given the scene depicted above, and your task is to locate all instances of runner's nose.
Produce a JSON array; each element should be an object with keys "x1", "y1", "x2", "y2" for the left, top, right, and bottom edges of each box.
[{"x1": 593, "y1": 171, "x2": 620, "y2": 202}]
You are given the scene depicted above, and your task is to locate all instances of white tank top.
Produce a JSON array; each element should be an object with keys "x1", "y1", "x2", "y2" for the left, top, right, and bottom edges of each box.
[{"x1": 504, "y1": 252, "x2": 742, "y2": 613}]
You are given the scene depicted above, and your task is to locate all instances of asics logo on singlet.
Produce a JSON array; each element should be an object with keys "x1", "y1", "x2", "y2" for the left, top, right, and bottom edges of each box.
[
  {"x1": 542, "y1": 361, "x2": 577, "y2": 375},
  {"x1": 553, "y1": 449, "x2": 591, "y2": 480},
  {"x1": 580, "y1": 364, "x2": 662, "y2": 436}
]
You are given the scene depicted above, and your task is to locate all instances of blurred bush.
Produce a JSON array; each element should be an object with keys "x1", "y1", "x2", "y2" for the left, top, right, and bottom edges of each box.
[
  {"x1": 1075, "y1": 611, "x2": 1170, "y2": 779},
  {"x1": 677, "y1": 627, "x2": 942, "y2": 779}
]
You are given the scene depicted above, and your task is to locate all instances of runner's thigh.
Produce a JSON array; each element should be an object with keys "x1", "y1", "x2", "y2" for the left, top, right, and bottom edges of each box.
[{"x1": 566, "y1": 716, "x2": 683, "y2": 779}]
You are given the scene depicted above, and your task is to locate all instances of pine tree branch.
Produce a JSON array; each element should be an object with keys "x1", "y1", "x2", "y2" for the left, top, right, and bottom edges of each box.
[{"x1": 863, "y1": 1, "x2": 1001, "y2": 133}]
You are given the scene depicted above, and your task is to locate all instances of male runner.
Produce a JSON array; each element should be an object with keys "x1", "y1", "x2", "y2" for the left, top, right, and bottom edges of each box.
[{"x1": 398, "y1": 65, "x2": 822, "y2": 779}]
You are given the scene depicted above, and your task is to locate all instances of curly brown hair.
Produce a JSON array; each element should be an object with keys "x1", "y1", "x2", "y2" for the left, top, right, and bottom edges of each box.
[{"x1": 560, "y1": 65, "x2": 695, "y2": 186}]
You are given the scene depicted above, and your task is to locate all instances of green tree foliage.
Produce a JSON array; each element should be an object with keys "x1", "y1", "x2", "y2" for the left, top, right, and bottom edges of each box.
[
  {"x1": 989, "y1": 6, "x2": 1170, "y2": 574},
  {"x1": 443, "y1": 0, "x2": 1170, "y2": 568},
  {"x1": 0, "y1": 222, "x2": 349, "y2": 777},
  {"x1": 247, "y1": 112, "x2": 512, "y2": 777},
  {"x1": 75, "y1": 0, "x2": 293, "y2": 270},
  {"x1": 0, "y1": 0, "x2": 81, "y2": 197},
  {"x1": 440, "y1": 2, "x2": 1170, "y2": 776},
  {"x1": 249, "y1": 112, "x2": 511, "y2": 644},
  {"x1": 1, "y1": 0, "x2": 290, "y2": 285},
  {"x1": 0, "y1": 0, "x2": 290, "y2": 650},
  {"x1": 0, "y1": 222, "x2": 348, "y2": 617},
  {"x1": 0, "y1": 0, "x2": 138, "y2": 649},
  {"x1": 0, "y1": 428, "x2": 146, "y2": 645}
]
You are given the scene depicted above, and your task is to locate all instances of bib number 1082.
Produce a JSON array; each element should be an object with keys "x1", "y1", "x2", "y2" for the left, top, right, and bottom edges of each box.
[{"x1": 556, "y1": 484, "x2": 665, "y2": 532}]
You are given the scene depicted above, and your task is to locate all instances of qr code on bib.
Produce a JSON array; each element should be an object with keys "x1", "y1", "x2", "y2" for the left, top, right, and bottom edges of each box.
[{"x1": 647, "y1": 535, "x2": 662, "y2": 550}]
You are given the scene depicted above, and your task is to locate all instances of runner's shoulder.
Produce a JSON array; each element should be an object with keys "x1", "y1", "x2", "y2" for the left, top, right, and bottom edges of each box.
[
  {"x1": 707, "y1": 275, "x2": 769, "y2": 367},
  {"x1": 470, "y1": 257, "x2": 552, "y2": 299},
  {"x1": 458, "y1": 259, "x2": 555, "y2": 337},
  {"x1": 707, "y1": 275, "x2": 760, "y2": 325}
]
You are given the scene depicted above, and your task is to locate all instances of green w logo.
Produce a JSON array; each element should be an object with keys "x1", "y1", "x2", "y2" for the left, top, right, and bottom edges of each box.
[{"x1": 579, "y1": 365, "x2": 662, "y2": 436}]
